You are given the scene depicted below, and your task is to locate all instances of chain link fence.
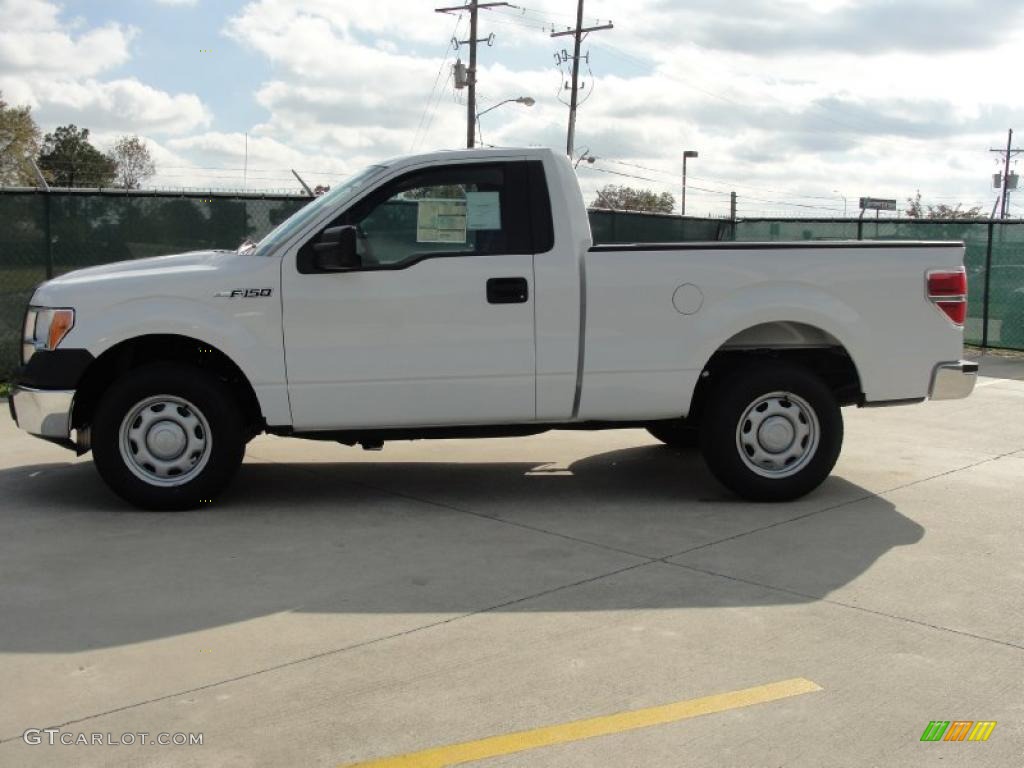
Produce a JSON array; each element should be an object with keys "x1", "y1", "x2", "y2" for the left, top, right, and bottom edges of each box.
[
  {"x1": 589, "y1": 209, "x2": 732, "y2": 244},
  {"x1": 1, "y1": 190, "x2": 1022, "y2": 379},
  {"x1": 730, "y1": 217, "x2": 1024, "y2": 350},
  {"x1": 0, "y1": 189, "x2": 307, "y2": 377}
]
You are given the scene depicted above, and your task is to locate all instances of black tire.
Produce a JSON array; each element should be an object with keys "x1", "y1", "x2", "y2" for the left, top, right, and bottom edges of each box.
[
  {"x1": 92, "y1": 363, "x2": 245, "y2": 510},
  {"x1": 699, "y1": 362, "x2": 843, "y2": 502},
  {"x1": 647, "y1": 420, "x2": 700, "y2": 451}
]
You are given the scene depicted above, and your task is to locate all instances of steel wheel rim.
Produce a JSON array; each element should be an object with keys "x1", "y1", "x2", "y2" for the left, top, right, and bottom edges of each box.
[
  {"x1": 735, "y1": 391, "x2": 819, "y2": 479},
  {"x1": 118, "y1": 395, "x2": 212, "y2": 487}
]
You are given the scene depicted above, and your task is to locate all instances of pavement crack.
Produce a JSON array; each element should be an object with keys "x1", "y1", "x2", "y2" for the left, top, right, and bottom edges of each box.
[
  {"x1": 667, "y1": 447, "x2": 1024, "y2": 559},
  {"x1": 667, "y1": 560, "x2": 1024, "y2": 653},
  {"x1": 348, "y1": 480, "x2": 652, "y2": 561},
  {"x1": 245, "y1": 447, "x2": 654, "y2": 561},
  {"x1": 0, "y1": 561, "x2": 654, "y2": 746}
]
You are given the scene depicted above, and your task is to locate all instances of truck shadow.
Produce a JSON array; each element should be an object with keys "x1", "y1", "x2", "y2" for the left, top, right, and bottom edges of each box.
[{"x1": 0, "y1": 444, "x2": 923, "y2": 652}]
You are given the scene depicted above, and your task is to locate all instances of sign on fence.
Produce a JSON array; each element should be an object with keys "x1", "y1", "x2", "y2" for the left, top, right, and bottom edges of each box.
[{"x1": 859, "y1": 197, "x2": 898, "y2": 212}]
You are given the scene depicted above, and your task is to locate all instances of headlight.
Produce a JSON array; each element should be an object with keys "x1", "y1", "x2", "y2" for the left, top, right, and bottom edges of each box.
[{"x1": 22, "y1": 307, "x2": 75, "y2": 364}]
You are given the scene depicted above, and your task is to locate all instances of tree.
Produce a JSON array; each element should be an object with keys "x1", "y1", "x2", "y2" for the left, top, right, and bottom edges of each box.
[
  {"x1": 591, "y1": 184, "x2": 675, "y2": 214},
  {"x1": 402, "y1": 184, "x2": 466, "y2": 200},
  {"x1": 0, "y1": 92, "x2": 42, "y2": 186},
  {"x1": 905, "y1": 191, "x2": 983, "y2": 220},
  {"x1": 109, "y1": 135, "x2": 156, "y2": 189},
  {"x1": 38, "y1": 124, "x2": 117, "y2": 188}
]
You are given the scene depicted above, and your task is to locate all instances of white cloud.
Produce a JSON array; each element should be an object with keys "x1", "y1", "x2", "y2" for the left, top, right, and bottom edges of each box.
[
  {"x1": 210, "y1": 0, "x2": 1024, "y2": 208},
  {"x1": 0, "y1": 0, "x2": 212, "y2": 141},
  {"x1": 4, "y1": 0, "x2": 1009, "y2": 209},
  {"x1": 161, "y1": 131, "x2": 343, "y2": 190},
  {"x1": 27, "y1": 78, "x2": 211, "y2": 135},
  {"x1": 223, "y1": 2, "x2": 475, "y2": 165},
  {"x1": 0, "y1": 0, "x2": 133, "y2": 76},
  {"x1": 227, "y1": 0, "x2": 457, "y2": 48},
  {"x1": 168, "y1": 131, "x2": 309, "y2": 167}
]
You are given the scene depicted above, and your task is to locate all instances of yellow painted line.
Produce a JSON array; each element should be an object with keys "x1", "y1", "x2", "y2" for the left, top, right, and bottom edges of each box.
[{"x1": 340, "y1": 677, "x2": 822, "y2": 768}]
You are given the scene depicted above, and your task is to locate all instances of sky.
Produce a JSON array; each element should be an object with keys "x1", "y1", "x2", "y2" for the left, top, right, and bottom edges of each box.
[{"x1": 1, "y1": 0, "x2": 1022, "y2": 217}]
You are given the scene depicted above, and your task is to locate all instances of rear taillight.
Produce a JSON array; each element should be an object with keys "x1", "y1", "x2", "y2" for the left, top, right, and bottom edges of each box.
[{"x1": 927, "y1": 269, "x2": 967, "y2": 327}]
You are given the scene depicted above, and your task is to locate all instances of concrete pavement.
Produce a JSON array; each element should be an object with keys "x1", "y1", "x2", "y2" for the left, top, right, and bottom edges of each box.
[{"x1": 0, "y1": 353, "x2": 1021, "y2": 766}]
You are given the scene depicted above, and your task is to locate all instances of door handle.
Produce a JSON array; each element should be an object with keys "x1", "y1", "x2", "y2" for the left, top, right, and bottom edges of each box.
[{"x1": 487, "y1": 277, "x2": 529, "y2": 304}]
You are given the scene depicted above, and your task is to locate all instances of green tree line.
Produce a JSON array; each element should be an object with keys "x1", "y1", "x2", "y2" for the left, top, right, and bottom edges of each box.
[{"x1": 1, "y1": 92, "x2": 155, "y2": 189}]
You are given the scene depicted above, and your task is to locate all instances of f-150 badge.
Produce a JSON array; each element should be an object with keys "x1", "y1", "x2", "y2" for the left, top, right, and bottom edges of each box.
[{"x1": 215, "y1": 288, "x2": 273, "y2": 298}]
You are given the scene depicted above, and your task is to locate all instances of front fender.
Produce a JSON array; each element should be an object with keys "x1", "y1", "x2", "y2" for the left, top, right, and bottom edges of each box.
[{"x1": 62, "y1": 295, "x2": 290, "y2": 426}]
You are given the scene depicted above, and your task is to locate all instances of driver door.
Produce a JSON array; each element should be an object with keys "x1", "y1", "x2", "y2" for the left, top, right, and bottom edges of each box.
[{"x1": 281, "y1": 160, "x2": 538, "y2": 430}]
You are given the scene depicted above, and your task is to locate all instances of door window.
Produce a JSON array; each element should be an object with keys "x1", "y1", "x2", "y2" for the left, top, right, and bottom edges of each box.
[{"x1": 300, "y1": 162, "x2": 534, "y2": 271}]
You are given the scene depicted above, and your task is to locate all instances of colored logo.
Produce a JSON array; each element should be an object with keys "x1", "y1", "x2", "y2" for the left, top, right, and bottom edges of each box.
[{"x1": 920, "y1": 721, "x2": 996, "y2": 742}]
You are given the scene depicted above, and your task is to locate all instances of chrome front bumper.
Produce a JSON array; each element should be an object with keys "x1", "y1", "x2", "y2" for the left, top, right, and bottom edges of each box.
[
  {"x1": 10, "y1": 386, "x2": 75, "y2": 439},
  {"x1": 929, "y1": 360, "x2": 979, "y2": 400}
]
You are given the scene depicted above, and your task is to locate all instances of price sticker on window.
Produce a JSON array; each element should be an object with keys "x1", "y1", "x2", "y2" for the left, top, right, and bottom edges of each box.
[
  {"x1": 466, "y1": 191, "x2": 501, "y2": 231},
  {"x1": 416, "y1": 200, "x2": 467, "y2": 243}
]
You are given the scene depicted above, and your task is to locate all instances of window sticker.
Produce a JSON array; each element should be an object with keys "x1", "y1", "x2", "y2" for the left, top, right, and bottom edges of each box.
[
  {"x1": 466, "y1": 191, "x2": 502, "y2": 230},
  {"x1": 416, "y1": 199, "x2": 467, "y2": 244}
]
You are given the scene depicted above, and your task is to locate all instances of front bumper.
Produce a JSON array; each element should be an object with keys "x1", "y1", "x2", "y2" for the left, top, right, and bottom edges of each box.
[
  {"x1": 929, "y1": 360, "x2": 979, "y2": 400},
  {"x1": 8, "y1": 347, "x2": 94, "y2": 451},
  {"x1": 10, "y1": 386, "x2": 75, "y2": 442}
]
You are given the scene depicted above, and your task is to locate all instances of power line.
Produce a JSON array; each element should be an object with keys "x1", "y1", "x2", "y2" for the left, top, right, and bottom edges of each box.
[
  {"x1": 411, "y1": 12, "x2": 465, "y2": 152},
  {"x1": 596, "y1": 157, "x2": 850, "y2": 203},
  {"x1": 579, "y1": 164, "x2": 730, "y2": 197},
  {"x1": 485, "y1": 11, "x2": 549, "y2": 32},
  {"x1": 417, "y1": 68, "x2": 456, "y2": 152},
  {"x1": 578, "y1": 163, "x2": 848, "y2": 214},
  {"x1": 492, "y1": 5, "x2": 607, "y2": 32},
  {"x1": 507, "y1": 4, "x2": 597, "y2": 24}
]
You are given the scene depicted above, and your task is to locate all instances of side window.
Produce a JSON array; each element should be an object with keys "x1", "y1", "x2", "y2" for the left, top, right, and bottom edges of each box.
[{"x1": 300, "y1": 162, "x2": 533, "y2": 271}]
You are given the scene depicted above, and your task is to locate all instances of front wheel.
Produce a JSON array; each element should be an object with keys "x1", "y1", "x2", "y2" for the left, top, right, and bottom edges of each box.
[
  {"x1": 699, "y1": 362, "x2": 843, "y2": 502},
  {"x1": 92, "y1": 364, "x2": 246, "y2": 510}
]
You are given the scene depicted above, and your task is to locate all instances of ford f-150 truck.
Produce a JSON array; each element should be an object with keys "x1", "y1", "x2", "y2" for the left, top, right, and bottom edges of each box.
[{"x1": 11, "y1": 147, "x2": 978, "y2": 509}]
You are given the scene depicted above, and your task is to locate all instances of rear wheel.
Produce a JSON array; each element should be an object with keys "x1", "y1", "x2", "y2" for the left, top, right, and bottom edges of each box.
[
  {"x1": 92, "y1": 364, "x2": 245, "y2": 510},
  {"x1": 699, "y1": 362, "x2": 842, "y2": 501}
]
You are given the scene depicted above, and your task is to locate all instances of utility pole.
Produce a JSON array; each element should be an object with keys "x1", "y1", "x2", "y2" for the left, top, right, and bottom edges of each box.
[
  {"x1": 436, "y1": 1, "x2": 508, "y2": 148},
  {"x1": 681, "y1": 150, "x2": 698, "y2": 216},
  {"x1": 551, "y1": 0, "x2": 612, "y2": 158},
  {"x1": 730, "y1": 192, "x2": 737, "y2": 222},
  {"x1": 990, "y1": 128, "x2": 1021, "y2": 219}
]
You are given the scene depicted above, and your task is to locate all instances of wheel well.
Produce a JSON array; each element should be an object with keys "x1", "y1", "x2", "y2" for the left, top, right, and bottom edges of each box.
[
  {"x1": 72, "y1": 335, "x2": 264, "y2": 434},
  {"x1": 688, "y1": 334, "x2": 863, "y2": 424}
]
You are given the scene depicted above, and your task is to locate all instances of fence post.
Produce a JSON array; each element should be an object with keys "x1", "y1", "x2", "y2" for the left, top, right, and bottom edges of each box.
[
  {"x1": 43, "y1": 190, "x2": 53, "y2": 280},
  {"x1": 981, "y1": 220, "x2": 994, "y2": 349}
]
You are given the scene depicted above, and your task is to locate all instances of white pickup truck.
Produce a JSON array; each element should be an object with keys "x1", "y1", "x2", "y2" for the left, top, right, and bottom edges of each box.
[{"x1": 11, "y1": 147, "x2": 977, "y2": 509}]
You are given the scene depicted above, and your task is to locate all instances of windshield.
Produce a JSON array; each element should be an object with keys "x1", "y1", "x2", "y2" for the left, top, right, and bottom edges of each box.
[{"x1": 248, "y1": 164, "x2": 388, "y2": 255}]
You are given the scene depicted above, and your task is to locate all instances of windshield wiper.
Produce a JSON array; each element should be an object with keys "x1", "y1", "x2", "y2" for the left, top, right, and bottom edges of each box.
[{"x1": 237, "y1": 238, "x2": 258, "y2": 255}]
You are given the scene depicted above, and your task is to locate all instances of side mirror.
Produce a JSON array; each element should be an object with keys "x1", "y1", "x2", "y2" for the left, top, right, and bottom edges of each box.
[{"x1": 314, "y1": 225, "x2": 361, "y2": 271}]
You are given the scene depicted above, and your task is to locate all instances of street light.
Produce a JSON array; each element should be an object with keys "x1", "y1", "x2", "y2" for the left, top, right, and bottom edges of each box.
[
  {"x1": 833, "y1": 190, "x2": 848, "y2": 217},
  {"x1": 682, "y1": 150, "x2": 699, "y2": 216},
  {"x1": 574, "y1": 147, "x2": 597, "y2": 168},
  {"x1": 476, "y1": 96, "x2": 535, "y2": 145}
]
